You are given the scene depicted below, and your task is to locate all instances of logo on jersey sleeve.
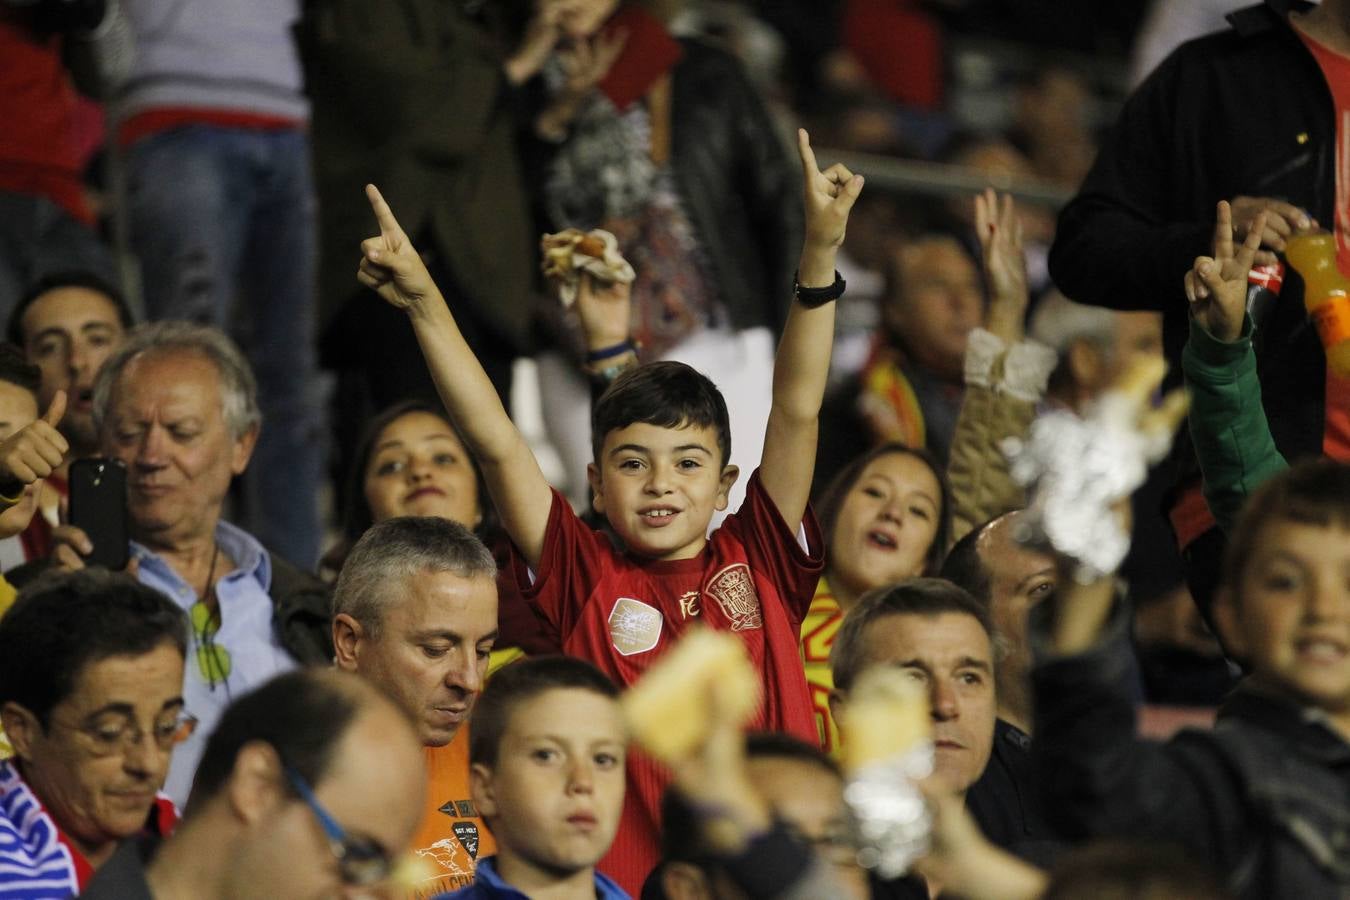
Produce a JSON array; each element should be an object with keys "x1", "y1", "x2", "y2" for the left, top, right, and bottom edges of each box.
[
  {"x1": 608, "y1": 597, "x2": 663, "y2": 655},
  {"x1": 706, "y1": 564, "x2": 762, "y2": 631}
]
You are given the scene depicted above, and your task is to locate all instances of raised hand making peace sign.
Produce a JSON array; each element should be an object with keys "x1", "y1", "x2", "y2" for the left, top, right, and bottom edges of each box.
[
  {"x1": 1184, "y1": 200, "x2": 1268, "y2": 343},
  {"x1": 356, "y1": 184, "x2": 440, "y2": 313}
]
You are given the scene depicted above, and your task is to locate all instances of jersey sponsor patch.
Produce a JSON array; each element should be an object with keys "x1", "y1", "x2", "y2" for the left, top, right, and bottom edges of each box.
[
  {"x1": 453, "y1": 821, "x2": 480, "y2": 859},
  {"x1": 707, "y1": 563, "x2": 762, "y2": 631},
  {"x1": 609, "y1": 596, "x2": 663, "y2": 655}
]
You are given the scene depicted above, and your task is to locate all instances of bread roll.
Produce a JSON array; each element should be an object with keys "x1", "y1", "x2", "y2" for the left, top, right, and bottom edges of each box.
[
  {"x1": 622, "y1": 628, "x2": 760, "y2": 763},
  {"x1": 839, "y1": 666, "x2": 931, "y2": 772}
]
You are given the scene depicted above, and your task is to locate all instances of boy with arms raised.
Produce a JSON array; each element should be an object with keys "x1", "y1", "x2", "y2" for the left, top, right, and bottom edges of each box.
[{"x1": 358, "y1": 129, "x2": 863, "y2": 892}]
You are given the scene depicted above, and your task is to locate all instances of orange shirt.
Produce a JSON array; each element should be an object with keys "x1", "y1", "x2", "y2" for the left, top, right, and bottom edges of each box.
[
  {"x1": 1297, "y1": 27, "x2": 1350, "y2": 459},
  {"x1": 407, "y1": 727, "x2": 495, "y2": 899}
]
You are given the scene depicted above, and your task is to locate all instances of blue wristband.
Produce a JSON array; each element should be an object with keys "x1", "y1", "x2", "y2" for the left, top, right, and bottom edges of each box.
[{"x1": 585, "y1": 341, "x2": 637, "y2": 363}]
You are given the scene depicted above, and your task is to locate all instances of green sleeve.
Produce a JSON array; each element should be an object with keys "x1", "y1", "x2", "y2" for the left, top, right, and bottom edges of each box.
[{"x1": 1181, "y1": 315, "x2": 1288, "y2": 533}]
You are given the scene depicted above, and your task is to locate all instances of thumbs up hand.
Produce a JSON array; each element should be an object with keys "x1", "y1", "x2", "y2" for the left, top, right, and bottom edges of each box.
[{"x1": 0, "y1": 390, "x2": 69, "y2": 504}]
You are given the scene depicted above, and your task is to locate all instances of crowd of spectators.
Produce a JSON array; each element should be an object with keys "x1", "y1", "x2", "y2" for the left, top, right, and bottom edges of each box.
[{"x1": 1, "y1": 0, "x2": 1348, "y2": 898}]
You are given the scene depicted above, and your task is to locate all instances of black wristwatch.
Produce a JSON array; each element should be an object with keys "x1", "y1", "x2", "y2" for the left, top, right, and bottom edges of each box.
[{"x1": 793, "y1": 270, "x2": 846, "y2": 308}]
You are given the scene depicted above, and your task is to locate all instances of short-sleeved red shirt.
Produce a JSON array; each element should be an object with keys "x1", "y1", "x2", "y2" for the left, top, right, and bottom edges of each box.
[{"x1": 511, "y1": 469, "x2": 824, "y2": 894}]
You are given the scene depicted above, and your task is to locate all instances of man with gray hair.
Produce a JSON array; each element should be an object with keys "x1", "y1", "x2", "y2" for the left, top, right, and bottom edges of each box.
[
  {"x1": 332, "y1": 515, "x2": 499, "y2": 896},
  {"x1": 50, "y1": 320, "x2": 332, "y2": 807}
]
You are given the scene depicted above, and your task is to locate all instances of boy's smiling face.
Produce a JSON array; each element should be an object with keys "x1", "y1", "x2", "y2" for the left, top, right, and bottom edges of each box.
[
  {"x1": 1231, "y1": 520, "x2": 1350, "y2": 726},
  {"x1": 472, "y1": 688, "x2": 627, "y2": 878},
  {"x1": 588, "y1": 421, "x2": 738, "y2": 561}
]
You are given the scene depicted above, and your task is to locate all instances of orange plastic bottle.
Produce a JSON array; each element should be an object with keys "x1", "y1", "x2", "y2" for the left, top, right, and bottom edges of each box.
[{"x1": 1285, "y1": 232, "x2": 1350, "y2": 377}]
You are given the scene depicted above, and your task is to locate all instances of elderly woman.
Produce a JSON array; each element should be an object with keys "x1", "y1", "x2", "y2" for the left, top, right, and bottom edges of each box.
[
  {"x1": 48, "y1": 321, "x2": 330, "y2": 807},
  {"x1": 0, "y1": 570, "x2": 191, "y2": 894}
]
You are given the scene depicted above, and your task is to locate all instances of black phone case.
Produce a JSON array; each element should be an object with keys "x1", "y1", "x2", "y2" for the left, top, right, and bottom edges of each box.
[{"x1": 68, "y1": 458, "x2": 129, "y2": 570}]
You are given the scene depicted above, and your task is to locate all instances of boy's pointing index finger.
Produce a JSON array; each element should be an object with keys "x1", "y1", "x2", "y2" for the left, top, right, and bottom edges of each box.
[
  {"x1": 365, "y1": 184, "x2": 405, "y2": 241},
  {"x1": 796, "y1": 128, "x2": 819, "y2": 176}
]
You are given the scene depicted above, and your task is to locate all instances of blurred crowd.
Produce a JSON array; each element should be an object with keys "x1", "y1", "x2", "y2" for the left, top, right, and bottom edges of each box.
[{"x1": 1, "y1": 0, "x2": 1347, "y2": 898}]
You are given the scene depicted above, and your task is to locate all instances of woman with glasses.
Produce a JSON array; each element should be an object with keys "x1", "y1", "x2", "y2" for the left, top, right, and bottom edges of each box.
[
  {"x1": 0, "y1": 570, "x2": 193, "y2": 896},
  {"x1": 81, "y1": 669, "x2": 425, "y2": 900}
]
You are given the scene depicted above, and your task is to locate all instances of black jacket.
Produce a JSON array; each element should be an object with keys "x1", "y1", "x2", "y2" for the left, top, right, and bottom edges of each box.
[
  {"x1": 965, "y1": 719, "x2": 1059, "y2": 866},
  {"x1": 665, "y1": 40, "x2": 803, "y2": 335},
  {"x1": 1033, "y1": 604, "x2": 1350, "y2": 899},
  {"x1": 1048, "y1": 0, "x2": 1329, "y2": 468},
  {"x1": 296, "y1": 0, "x2": 535, "y2": 354},
  {"x1": 527, "y1": 38, "x2": 803, "y2": 338}
]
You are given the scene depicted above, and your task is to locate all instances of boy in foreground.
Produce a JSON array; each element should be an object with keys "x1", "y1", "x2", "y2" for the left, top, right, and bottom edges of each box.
[
  {"x1": 358, "y1": 129, "x2": 862, "y2": 892},
  {"x1": 445, "y1": 656, "x2": 629, "y2": 900}
]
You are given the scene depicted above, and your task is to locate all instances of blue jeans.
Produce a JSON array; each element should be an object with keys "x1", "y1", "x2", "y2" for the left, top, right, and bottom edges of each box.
[{"x1": 125, "y1": 125, "x2": 324, "y2": 567}]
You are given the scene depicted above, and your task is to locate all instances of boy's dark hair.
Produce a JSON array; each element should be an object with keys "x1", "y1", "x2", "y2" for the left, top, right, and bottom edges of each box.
[
  {"x1": 939, "y1": 517, "x2": 997, "y2": 606},
  {"x1": 591, "y1": 362, "x2": 731, "y2": 467},
  {"x1": 744, "y1": 731, "x2": 841, "y2": 778},
  {"x1": 1042, "y1": 839, "x2": 1232, "y2": 900},
  {"x1": 1224, "y1": 460, "x2": 1350, "y2": 603},
  {"x1": 8, "y1": 270, "x2": 135, "y2": 346},
  {"x1": 830, "y1": 577, "x2": 993, "y2": 693},
  {"x1": 0, "y1": 343, "x2": 41, "y2": 397},
  {"x1": 469, "y1": 656, "x2": 620, "y2": 768},
  {"x1": 817, "y1": 442, "x2": 953, "y2": 577},
  {"x1": 187, "y1": 670, "x2": 364, "y2": 816},
  {"x1": 0, "y1": 569, "x2": 187, "y2": 726}
]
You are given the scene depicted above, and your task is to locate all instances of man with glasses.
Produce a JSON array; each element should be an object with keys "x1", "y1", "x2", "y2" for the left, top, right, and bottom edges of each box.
[
  {"x1": 0, "y1": 569, "x2": 191, "y2": 896},
  {"x1": 83, "y1": 668, "x2": 425, "y2": 899}
]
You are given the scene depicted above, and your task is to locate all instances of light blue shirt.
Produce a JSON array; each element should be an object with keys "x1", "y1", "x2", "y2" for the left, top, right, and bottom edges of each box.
[{"x1": 133, "y1": 520, "x2": 298, "y2": 806}]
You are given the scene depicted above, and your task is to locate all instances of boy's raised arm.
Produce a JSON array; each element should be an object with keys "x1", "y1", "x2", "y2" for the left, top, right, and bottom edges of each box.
[
  {"x1": 759, "y1": 130, "x2": 863, "y2": 532},
  {"x1": 358, "y1": 185, "x2": 554, "y2": 566},
  {"x1": 1181, "y1": 201, "x2": 1287, "y2": 532}
]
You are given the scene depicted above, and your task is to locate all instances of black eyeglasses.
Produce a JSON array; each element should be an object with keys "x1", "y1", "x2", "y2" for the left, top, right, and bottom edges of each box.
[{"x1": 284, "y1": 766, "x2": 393, "y2": 886}]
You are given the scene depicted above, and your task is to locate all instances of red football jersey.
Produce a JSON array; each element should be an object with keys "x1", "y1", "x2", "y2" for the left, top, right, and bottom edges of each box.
[{"x1": 511, "y1": 470, "x2": 823, "y2": 895}]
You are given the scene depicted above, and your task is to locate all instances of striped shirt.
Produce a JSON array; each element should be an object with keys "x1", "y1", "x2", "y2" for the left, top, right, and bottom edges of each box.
[{"x1": 0, "y1": 759, "x2": 176, "y2": 899}]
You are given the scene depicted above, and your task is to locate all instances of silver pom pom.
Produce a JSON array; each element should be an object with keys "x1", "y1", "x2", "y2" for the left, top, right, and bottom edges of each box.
[
  {"x1": 844, "y1": 742, "x2": 934, "y2": 879},
  {"x1": 1004, "y1": 393, "x2": 1174, "y2": 583}
]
